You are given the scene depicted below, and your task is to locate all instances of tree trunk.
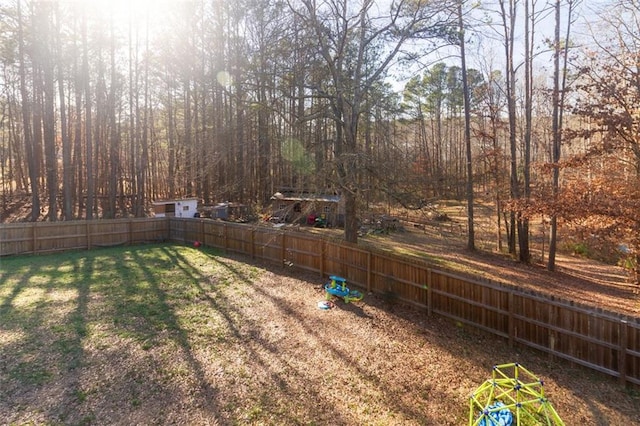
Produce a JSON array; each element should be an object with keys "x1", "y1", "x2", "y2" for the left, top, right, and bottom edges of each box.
[
  {"x1": 107, "y1": 10, "x2": 119, "y2": 219},
  {"x1": 82, "y1": 12, "x2": 94, "y2": 220},
  {"x1": 548, "y1": 0, "x2": 563, "y2": 271},
  {"x1": 167, "y1": 76, "x2": 176, "y2": 199},
  {"x1": 56, "y1": 4, "x2": 73, "y2": 220},
  {"x1": 548, "y1": 0, "x2": 574, "y2": 271},
  {"x1": 40, "y1": 4, "x2": 57, "y2": 221},
  {"x1": 458, "y1": 2, "x2": 475, "y2": 251},
  {"x1": 184, "y1": 78, "x2": 193, "y2": 196},
  {"x1": 17, "y1": 0, "x2": 40, "y2": 222},
  {"x1": 519, "y1": 0, "x2": 534, "y2": 263},
  {"x1": 74, "y1": 51, "x2": 83, "y2": 218},
  {"x1": 137, "y1": 16, "x2": 150, "y2": 217},
  {"x1": 500, "y1": 0, "x2": 520, "y2": 257}
]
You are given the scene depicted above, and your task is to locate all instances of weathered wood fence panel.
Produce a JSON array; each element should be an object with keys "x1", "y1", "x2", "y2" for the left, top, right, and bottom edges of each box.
[
  {"x1": 0, "y1": 218, "x2": 167, "y2": 255},
  {"x1": 283, "y1": 232, "x2": 322, "y2": 273},
  {"x1": 34, "y1": 222, "x2": 87, "y2": 252},
  {"x1": 1, "y1": 218, "x2": 639, "y2": 387},
  {"x1": 252, "y1": 229, "x2": 283, "y2": 264},
  {"x1": 324, "y1": 241, "x2": 369, "y2": 290},
  {"x1": 130, "y1": 218, "x2": 169, "y2": 244},
  {"x1": 430, "y1": 270, "x2": 511, "y2": 338},
  {"x1": 166, "y1": 219, "x2": 639, "y2": 388},
  {"x1": 628, "y1": 325, "x2": 640, "y2": 384},
  {"x1": 202, "y1": 221, "x2": 226, "y2": 249},
  {"x1": 0, "y1": 223, "x2": 34, "y2": 255},
  {"x1": 370, "y1": 253, "x2": 429, "y2": 308}
]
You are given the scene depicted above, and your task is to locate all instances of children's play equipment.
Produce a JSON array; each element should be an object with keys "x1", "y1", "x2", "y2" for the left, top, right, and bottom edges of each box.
[
  {"x1": 317, "y1": 300, "x2": 334, "y2": 310},
  {"x1": 324, "y1": 275, "x2": 363, "y2": 303},
  {"x1": 469, "y1": 363, "x2": 564, "y2": 426}
]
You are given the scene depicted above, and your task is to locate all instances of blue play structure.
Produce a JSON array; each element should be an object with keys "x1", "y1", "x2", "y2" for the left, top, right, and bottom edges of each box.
[
  {"x1": 477, "y1": 402, "x2": 513, "y2": 426},
  {"x1": 324, "y1": 275, "x2": 363, "y2": 303}
]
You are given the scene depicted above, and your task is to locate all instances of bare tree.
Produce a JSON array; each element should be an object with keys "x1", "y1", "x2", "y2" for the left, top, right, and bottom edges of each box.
[
  {"x1": 458, "y1": 1, "x2": 475, "y2": 251},
  {"x1": 17, "y1": 0, "x2": 39, "y2": 222},
  {"x1": 290, "y1": 0, "x2": 455, "y2": 243},
  {"x1": 547, "y1": 0, "x2": 579, "y2": 271},
  {"x1": 82, "y1": 6, "x2": 94, "y2": 220}
]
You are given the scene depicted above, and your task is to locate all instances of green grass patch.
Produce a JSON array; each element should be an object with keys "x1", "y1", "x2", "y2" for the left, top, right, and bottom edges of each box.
[
  {"x1": 1, "y1": 242, "x2": 274, "y2": 424},
  {"x1": 0, "y1": 243, "x2": 251, "y2": 389}
]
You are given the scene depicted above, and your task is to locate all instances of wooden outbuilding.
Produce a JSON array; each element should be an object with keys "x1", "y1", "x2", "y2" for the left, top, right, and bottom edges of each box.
[
  {"x1": 152, "y1": 198, "x2": 200, "y2": 218},
  {"x1": 270, "y1": 191, "x2": 343, "y2": 227}
]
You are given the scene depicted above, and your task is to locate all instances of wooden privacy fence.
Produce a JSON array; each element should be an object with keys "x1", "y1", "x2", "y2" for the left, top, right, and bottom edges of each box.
[
  {"x1": 0, "y1": 218, "x2": 168, "y2": 254},
  {"x1": 1, "y1": 217, "x2": 639, "y2": 387},
  {"x1": 170, "y1": 218, "x2": 640, "y2": 388}
]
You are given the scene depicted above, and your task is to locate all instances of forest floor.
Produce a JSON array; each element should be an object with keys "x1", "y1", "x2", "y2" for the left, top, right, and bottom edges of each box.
[{"x1": 364, "y1": 227, "x2": 640, "y2": 318}]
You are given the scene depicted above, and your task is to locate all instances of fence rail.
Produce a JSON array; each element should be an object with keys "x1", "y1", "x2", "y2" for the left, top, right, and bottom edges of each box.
[{"x1": 1, "y1": 217, "x2": 639, "y2": 387}]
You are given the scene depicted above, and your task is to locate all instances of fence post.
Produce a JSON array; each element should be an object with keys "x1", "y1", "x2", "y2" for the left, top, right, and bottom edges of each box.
[
  {"x1": 367, "y1": 251, "x2": 372, "y2": 293},
  {"x1": 427, "y1": 269, "x2": 432, "y2": 316},
  {"x1": 281, "y1": 231, "x2": 286, "y2": 268},
  {"x1": 32, "y1": 222, "x2": 37, "y2": 254},
  {"x1": 223, "y1": 223, "x2": 228, "y2": 251},
  {"x1": 250, "y1": 228, "x2": 255, "y2": 259},
  {"x1": 508, "y1": 291, "x2": 515, "y2": 348},
  {"x1": 481, "y1": 285, "x2": 487, "y2": 328},
  {"x1": 183, "y1": 219, "x2": 187, "y2": 243},
  {"x1": 618, "y1": 320, "x2": 628, "y2": 386},
  {"x1": 319, "y1": 239, "x2": 325, "y2": 278},
  {"x1": 549, "y1": 304, "x2": 557, "y2": 362},
  {"x1": 86, "y1": 221, "x2": 91, "y2": 249}
]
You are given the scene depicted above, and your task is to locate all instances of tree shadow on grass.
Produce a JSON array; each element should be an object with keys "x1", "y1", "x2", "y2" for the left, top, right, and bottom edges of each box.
[
  {"x1": 168, "y1": 246, "x2": 446, "y2": 424},
  {"x1": 161, "y1": 246, "x2": 371, "y2": 424},
  {"x1": 0, "y1": 253, "x2": 91, "y2": 423},
  {"x1": 6, "y1": 244, "x2": 633, "y2": 424},
  {"x1": 109, "y1": 247, "x2": 225, "y2": 423},
  {"x1": 193, "y1": 246, "x2": 640, "y2": 425}
]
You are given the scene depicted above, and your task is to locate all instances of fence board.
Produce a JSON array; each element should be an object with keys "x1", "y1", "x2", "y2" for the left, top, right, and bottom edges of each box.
[
  {"x1": 253, "y1": 229, "x2": 284, "y2": 263},
  {"x1": 284, "y1": 232, "x2": 322, "y2": 272},
  {"x1": 323, "y1": 241, "x2": 369, "y2": 289}
]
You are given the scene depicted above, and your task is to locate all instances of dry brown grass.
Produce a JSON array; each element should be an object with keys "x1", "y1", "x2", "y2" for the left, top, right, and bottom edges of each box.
[{"x1": 1, "y1": 244, "x2": 638, "y2": 425}]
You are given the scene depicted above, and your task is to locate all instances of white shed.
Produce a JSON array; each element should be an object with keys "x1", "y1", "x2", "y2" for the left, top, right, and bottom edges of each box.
[{"x1": 152, "y1": 198, "x2": 200, "y2": 218}]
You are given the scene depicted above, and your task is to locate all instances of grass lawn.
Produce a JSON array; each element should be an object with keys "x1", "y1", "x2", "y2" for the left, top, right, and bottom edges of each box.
[{"x1": 0, "y1": 243, "x2": 638, "y2": 425}]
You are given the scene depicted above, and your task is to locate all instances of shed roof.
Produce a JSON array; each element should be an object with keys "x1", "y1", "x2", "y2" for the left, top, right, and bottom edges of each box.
[
  {"x1": 271, "y1": 192, "x2": 340, "y2": 203},
  {"x1": 152, "y1": 198, "x2": 199, "y2": 205}
]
